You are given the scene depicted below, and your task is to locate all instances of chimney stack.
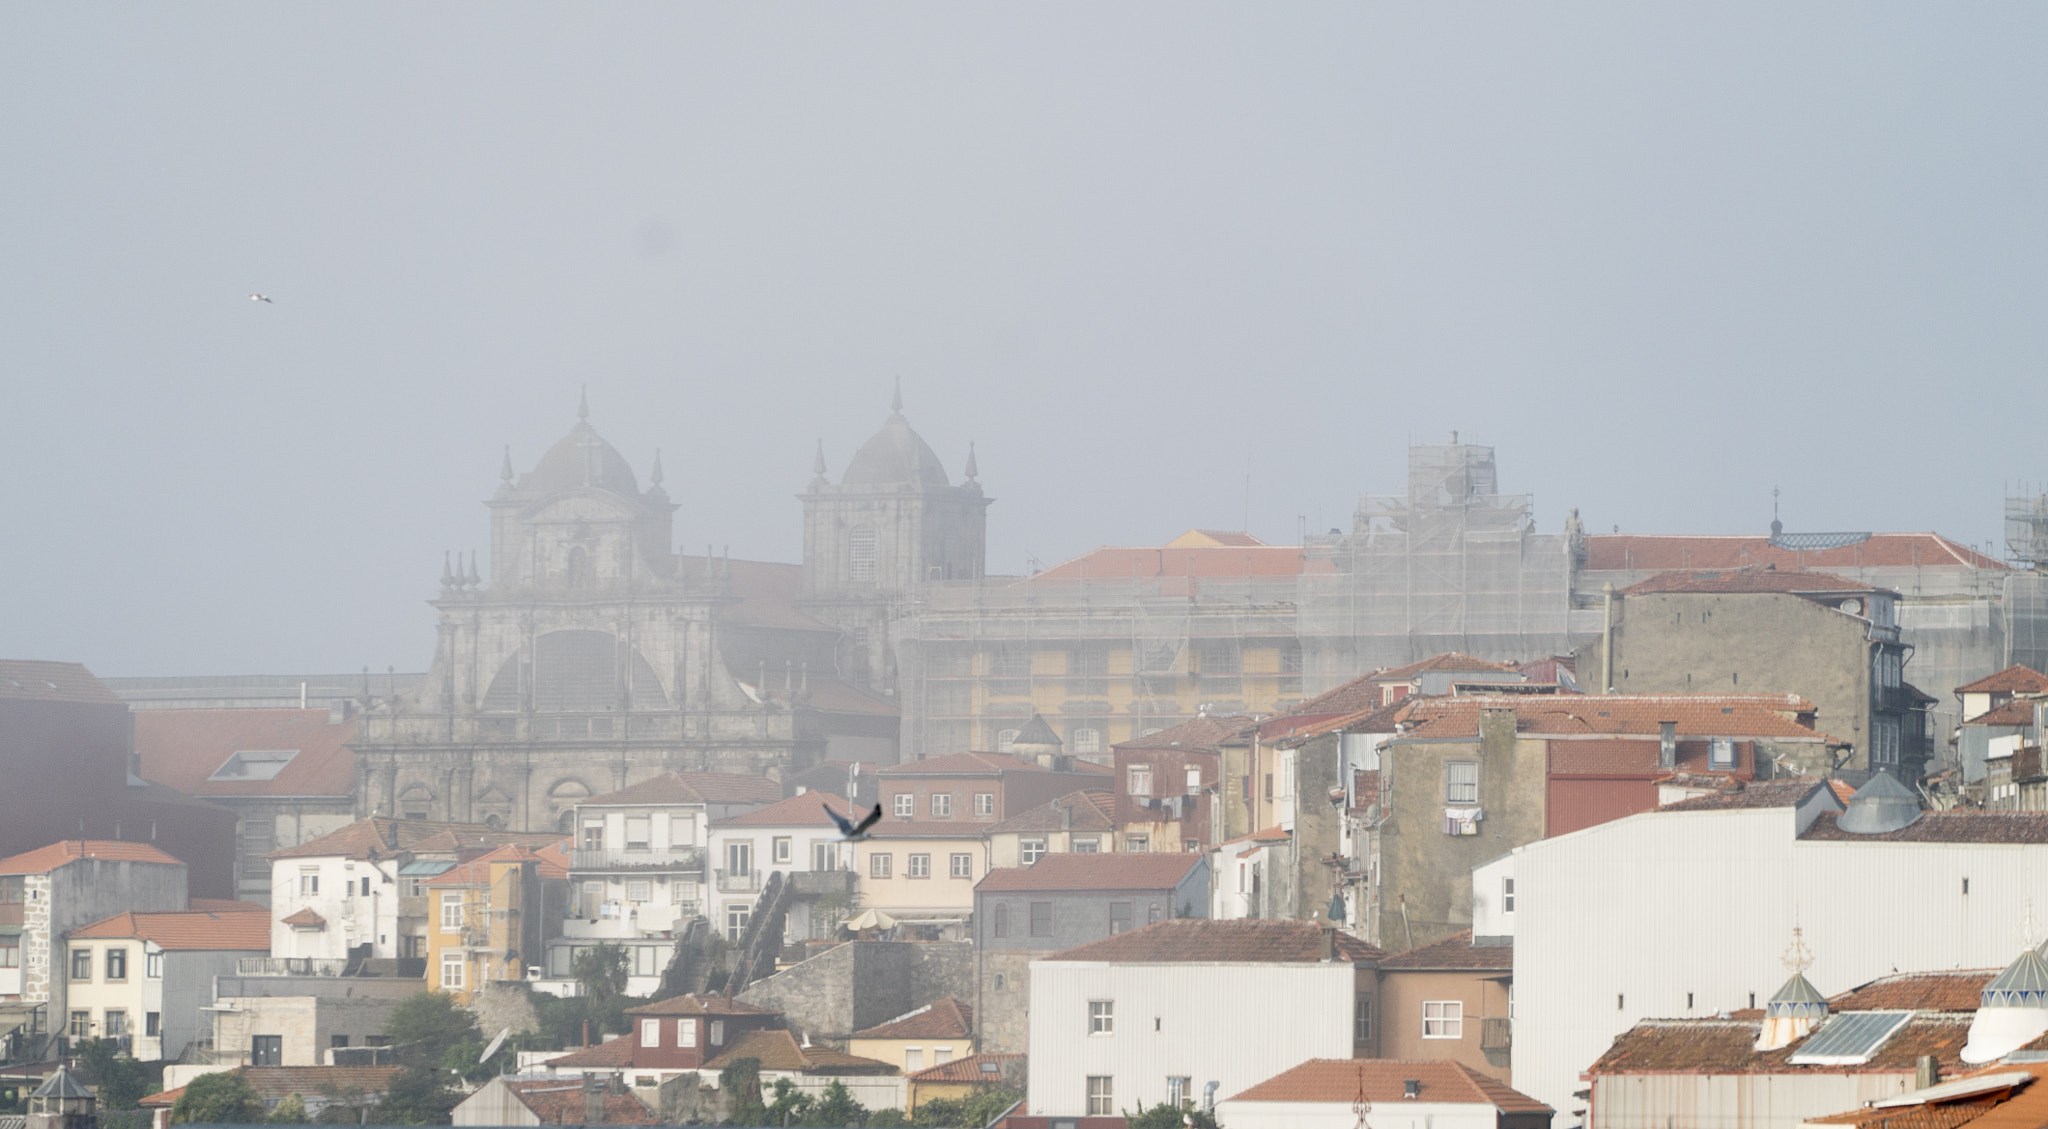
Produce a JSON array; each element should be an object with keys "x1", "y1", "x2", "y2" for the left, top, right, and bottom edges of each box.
[
  {"x1": 1659, "y1": 721, "x2": 1677, "y2": 770},
  {"x1": 1403, "y1": 1079, "x2": 1421, "y2": 1100}
]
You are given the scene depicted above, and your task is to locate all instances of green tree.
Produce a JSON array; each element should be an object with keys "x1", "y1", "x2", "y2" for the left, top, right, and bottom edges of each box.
[
  {"x1": 719, "y1": 1057, "x2": 767, "y2": 1126},
  {"x1": 311, "y1": 1084, "x2": 375, "y2": 1125},
  {"x1": 868, "y1": 1110, "x2": 907, "y2": 1128},
  {"x1": 572, "y1": 942, "x2": 630, "y2": 1002},
  {"x1": 765, "y1": 1078, "x2": 815, "y2": 1127},
  {"x1": 1124, "y1": 1102, "x2": 1221, "y2": 1129},
  {"x1": 266, "y1": 1093, "x2": 311, "y2": 1124},
  {"x1": 808, "y1": 1080, "x2": 866, "y2": 1127},
  {"x1": 384, "y1": 991, "x2": 481, "y2": 1069},
  {"x1": 372, "y1": 1065, "x2": 462, "y2": 1126},
  {"x1": 74, "y1": 1038, "x2": 162, "y2": 1112},
  {"x1": 170, "y1": 1071, "x2": 268, "y2": 1125}
]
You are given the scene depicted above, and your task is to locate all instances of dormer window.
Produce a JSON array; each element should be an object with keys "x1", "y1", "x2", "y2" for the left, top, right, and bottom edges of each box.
[{"x1": 209, "y1": 750, "x2": 299, "y2": 781}]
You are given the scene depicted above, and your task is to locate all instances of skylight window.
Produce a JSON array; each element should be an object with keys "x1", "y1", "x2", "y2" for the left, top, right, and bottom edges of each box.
[
  {"x1": 210, "y1": 750, "x2": 300, "y2": 781},
  {"x1": 1786, "y1": 1011, "x2": 1913, "y2": 1065}
]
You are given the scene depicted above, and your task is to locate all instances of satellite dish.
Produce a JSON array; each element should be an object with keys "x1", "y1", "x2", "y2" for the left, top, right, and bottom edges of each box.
[{"x1": 480, "y1": 1026, "x2": 512, "y2": 1065}]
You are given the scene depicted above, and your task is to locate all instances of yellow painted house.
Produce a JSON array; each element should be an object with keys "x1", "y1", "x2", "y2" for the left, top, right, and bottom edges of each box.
[
  {"x1": 902, "y1": 1053, "x2": 1026, "y2": 1115},
  {"x1": 846, "y1": 996, "x2": 975, "y2": 1075},
  {"x1": 421, "y1": 845, "x2": 558, "y2": 1002}
]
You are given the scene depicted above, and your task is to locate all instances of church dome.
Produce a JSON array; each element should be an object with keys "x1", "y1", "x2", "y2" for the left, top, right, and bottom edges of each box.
[
  {"x1": 520, "y1": 421, "x2": 642, "y2": 498},
  {"x1": 842, "y1": 412, "x2": 950, "y2": 488}
]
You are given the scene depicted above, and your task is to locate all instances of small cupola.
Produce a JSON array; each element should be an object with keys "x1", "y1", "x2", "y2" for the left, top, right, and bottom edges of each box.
[
  {"x1": 27, "y1": 1065, "x2": 96, "y2": 1129},
  {"x1": 1837, "y1": 772, "x2": 1922, "y2": 835},
  {"x1": 1962, "y1": 947, "x2": 2048, "y2": 1063},
  {"x1": 1010, "y1": 712, "x2": 1065, "y2": 768},
  {"x1": 1757, "y1": 926, "x2": 1828, "y2": 1051}
]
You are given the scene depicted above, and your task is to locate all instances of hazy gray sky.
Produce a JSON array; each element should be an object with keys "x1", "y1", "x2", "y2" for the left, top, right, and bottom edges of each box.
[{"x1": 7, "y1": 5, "x2": 2047, "y2": 676}]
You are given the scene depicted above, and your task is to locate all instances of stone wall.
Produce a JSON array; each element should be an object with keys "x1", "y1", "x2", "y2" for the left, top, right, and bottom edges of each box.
[
  {"x1": 737, "y1": 941, "x2": 973, "y2": 1047},
  {"x1": 975, "y1": 950, "x2": 1036, "y2": 1054}
]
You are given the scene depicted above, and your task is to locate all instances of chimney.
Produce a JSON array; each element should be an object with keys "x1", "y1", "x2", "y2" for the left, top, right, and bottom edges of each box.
[
  {"x1": 1916, "y1": 1055, "x2": 1939, "y2": 1091},
  {"x1": 1659, "y1": 722, "x2": 1677, "y2": 770},
  {"x1": 1403, "y1": 1079, "x2": 1421, "y2": 1100},
  {"x1": 1319, "y1": 925, "x2": 1337, "y2": 962},
  {"x1": 583, "y1": 1074, "x2": 604, "y2": 1124}
]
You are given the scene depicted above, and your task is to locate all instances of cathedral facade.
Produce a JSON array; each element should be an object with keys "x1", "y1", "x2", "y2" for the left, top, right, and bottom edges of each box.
[{"x1": 348, "y1": 391, "x2": 984, "y2": 832}]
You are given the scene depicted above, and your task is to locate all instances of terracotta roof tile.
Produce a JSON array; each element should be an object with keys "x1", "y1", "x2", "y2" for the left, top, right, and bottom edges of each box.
[
  {"x1": 70, "y1": 909, "x2": 270, "y2": 950},
  {"x1": 1620, "y1": 568, "x2": 1890, "y2": 597},
  {"x1": 1379, "y1": 930, "x2": 1513, "y2": 971},
  {"x1": 1657, "y1": 779, "x2": 1835, "y2": 812},
  {"x1": 714, "y1": 791, "x2": 851, "y2": 829},
  {"x1": 1395, "y1": 695, "x2": 1826, "y2": 742},
  {"x1": 1958, "y1": 666, "x2": 2048, "y2": 696},
  {"x1": 1026, "y1": 545, "x2": 1315, "y2": 583},
  {"x1": 976, "y1": 853, "x2": 1201, "y2": 893},
  {"x1": 1266, "y1": 654, "x2": 1519, "y2": 726},
  {"x1": 703, "y1": 1028, "x2": 897, "y2": 1074},
  {"x1": 280, "y1": 907, "x2": 326, "y2": 927},
  {"x1": 1582, "y1": 533, "x2": 2005, "y2": 573},
  {"x1": 145, "y1": 1066, "x2": 405, "y2": 1109},
  {"x1": 544, "y1": 1037, "x2": 639, "y2": 1068},
  {"x1": 1227, "y1": 1059, "x2": 1550, "y2": 1112},
  {"x1": 867, "y1": 821, "x2": 1004, "y2": 840},
  {"x1": 987, "y1": 790, "x2": 1115, "y2": 835},
  {"x1": 905, "y1": 1053, "x2": 1025, "y2": 1083},
  {"x1": 1588, "y1": 1014, "x2": 1974, "y2": 1076},
  {"x1": 878, "y1": 752, "x2": 1049, "y2": 776},
  {"x1": 581, "y1": 773, "x2": 707, "y2": 807},
  {"x1": 851, "y1": 998, "x2": 973, "y2": 1041},
  {"x1": 134, "y1": 709, "x2": 357, "y2": 799},
  {"x1": 189, "y1": 898, "x2": 268, "y2": 913},
  {"x1": 1112, "y1": 716, "x2": 1255, "y2": 754},
  {"x1": 0, "y1": 840, "x2": 183, "y2": 874},
  {"x1": 1830, "y1": 971, "x2": 1998, "y2": 1012},
  {"x1": 1802, "y1": 811, "x2": 2048, "y2": 843},
  {"x1": 626, "y1": 995, "x2": 779, "y2": 1017},
  {"x1": 1965, "y1": 699, "x2": 2037, "y2": 728},
  {"x1": 1047, "y1": 918, "x2": 1384, "y2": 964},
  {"x1": 0, "y1": 661, "x2": 123, "y2": 705},
  {"x1": 421, "y1": 844, "x2": 555, "y2": 887},
  {"x1": 675, "y1": 773, "x2": 784, "y2": 805},
  {"x1": 501, "y1": 1078, "x2": 657, "y2": 1124},
  {"x1": 267, "y1": 817, "x2": 562, "y2": 861}
]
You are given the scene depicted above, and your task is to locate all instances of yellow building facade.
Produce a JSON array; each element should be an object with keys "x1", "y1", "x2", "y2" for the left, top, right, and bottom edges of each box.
[{"x1": 422, "y1": 847, "x2": 546, "y2": 1003}]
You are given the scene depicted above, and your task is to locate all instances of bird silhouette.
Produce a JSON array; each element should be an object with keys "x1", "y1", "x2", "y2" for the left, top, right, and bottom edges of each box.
[
  {"x1": 824, "y1": 802, "x2": 885, "y2": 842},
  {"x1": 250, "y1": 294, "x2": 272, "y2": 303}
]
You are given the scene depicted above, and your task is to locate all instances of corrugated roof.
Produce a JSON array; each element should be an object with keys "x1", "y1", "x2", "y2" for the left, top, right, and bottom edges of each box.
[
  {"x1": 0, "y1": 662, "x2": 123, "y2": 706},
  {"x1": 1620, "y1": 568, "x2": 1890, "y2": 597},
  {"x1": 134, "y1": 709, "x2": 357, "y2": 799},
  {"x1": 714, "y1": 791, "x2": 850, "y2": 829},
  {"x1": 1379, "y1": 930, "x2": 1513, "y2": 971},
  {"x1": 850, "y1": 997, "x2": 973, "y2": 1041},
  {"x1": 0, "y1": 840, "x2": 183, "y2": 875},
  {"x1": 1957, "y1": 666, "x2": 2048, "y2": 696},
  {"x1": 1582, "y1": 533, "x2": 2005, "y2": 573},
  {"x1": 1046, "y1": 918, "x2": 1383, "y2": 964},
  {"x1": 976, "y1": 853, "x2": 1201, "y2": 893},
  {"x1": 1226, "y1": 1059, "x2": 1550, "y2": 1112},
  {"x1": 69, "y1": 909, "x2": 270, "y2": 950}
]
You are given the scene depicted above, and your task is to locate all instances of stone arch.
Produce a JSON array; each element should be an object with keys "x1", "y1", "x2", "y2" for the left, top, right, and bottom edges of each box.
[
  {"x1": 398, "y1": 784, "x2": 435, "y2": 820},
  {"x1": 547, "y1": 778, "x2": 593, "y2": 831}
]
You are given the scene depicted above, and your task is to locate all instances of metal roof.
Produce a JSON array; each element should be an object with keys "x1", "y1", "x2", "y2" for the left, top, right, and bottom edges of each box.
[
  {"x1": 1836, "y1": 772, "x2": 1923, "y2": 835},
  {"x1": 1984, "y1": 950, "x2": 2048, "y2": 1006},
  {"x1": 397, "y1": 859, "x2": 456, "y2": 876},
  {"x1": 1786, "y1": 1011, "x2": 1915, "y2": 1065},
  {"x1": 1767, "y1": 972, "x2": 1829, "y2": 1017},
  {"x1": 31, "y1": 1067, "x2": 93, "y2": 1100}
]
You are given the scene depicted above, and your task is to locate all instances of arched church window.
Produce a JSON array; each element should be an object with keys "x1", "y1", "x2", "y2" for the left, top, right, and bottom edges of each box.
[
  {"x1": 534, "y1": 631, "x2": 618, "y2": 712},
  {"x1": 849, "y1": 525, "x2": 876, "y2": 584},
  {"x1": 996, "y1": 729, "x2": 1020, "y2": 754}
]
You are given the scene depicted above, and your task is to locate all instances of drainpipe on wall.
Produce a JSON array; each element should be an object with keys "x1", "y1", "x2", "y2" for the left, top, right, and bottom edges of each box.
[{"x1": 1602, "y1": 583, "x2": 1617, "y2": 692}]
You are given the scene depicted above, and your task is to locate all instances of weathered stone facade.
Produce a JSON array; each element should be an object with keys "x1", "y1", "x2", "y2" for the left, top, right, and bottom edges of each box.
[
  {"x1": 737, "y1": 940, "x2": 974, "y2": 1048},
  {"x1": 21, "y1": 874, "x2": 52, "y2": 1006}
]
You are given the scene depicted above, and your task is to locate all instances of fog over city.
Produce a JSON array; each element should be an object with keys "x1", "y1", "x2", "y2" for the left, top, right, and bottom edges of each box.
[{"x1": 7, "y1": 4, "x2": 2048, "y2": 674}]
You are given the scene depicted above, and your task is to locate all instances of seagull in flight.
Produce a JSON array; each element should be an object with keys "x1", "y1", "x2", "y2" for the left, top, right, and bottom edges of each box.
[
  {"x1": 824, "y1": 801, "x2": 884, "y2": 843},
  {"x1": 250, "y1": 294, "x2": 272, "y2": 303}
]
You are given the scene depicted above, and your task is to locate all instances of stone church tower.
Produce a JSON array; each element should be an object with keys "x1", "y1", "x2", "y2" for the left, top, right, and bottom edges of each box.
[
  {"x1": 350, "y1": 394, "x2": 900, "y2": 832},
  {"x1": 799, "y1": 384, "x2": 990, "y2": 694}
]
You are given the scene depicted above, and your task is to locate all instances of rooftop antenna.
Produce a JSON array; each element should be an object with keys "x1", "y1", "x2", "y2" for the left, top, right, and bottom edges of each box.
[
  {"x1": 1782, "y1": 919, "x2": 1814, "y2": 975},
  {"x1": 1771, "y1": 487, "x2": 1783, "y2": 537}
]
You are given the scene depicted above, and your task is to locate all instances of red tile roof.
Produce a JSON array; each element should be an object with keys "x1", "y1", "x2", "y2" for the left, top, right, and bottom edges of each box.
[
  {"x1": 1112, "y1": 715, "x2": 1255, "y2": 753},
  {"x1": 1804, "y1": 1063, "x2": 2048, "y2": 1129},
  {"x1": 500, "y1": 1078, "x2": 657, "y2": 1125},
  {"x1": 144, "y1": 1066, "x2": 404, "y2": 1109},
  {"x1": 1027, "y1": 544, "x2": 1316, "y2": 582},
  {"x1": 1263, "y1": 699, "x2": 1409, "y2": 744},
  {"x1": 879, "y1": 752, "x2": 1049, "y2": 776},
  {"x1": 626, "y1": 994, "x2": 779, "y2": 1017},
  {"x1": 1397, "y1": 695, "x2": 1827, "y2": 741},
  {"x1": 986, "y1": 790, "x2": 1115, "y2": 835},
  {"x1": 542, "y1": 1036, "x2": 639, "y2": 1068},
  {"x1": 867, "y1": 821, "x2": 1004, "y2": 840},
  {"x1": 1582, "y1": 533, "x2": 2005, "y2": 573},
  {"x1": 267, "y1": 817, "x2": 562, "y2": 860},
  {"x1": 0, "y1": 840, "x2": 184, "y2": 874},
  {"x1": 1048, "y1": 918, "x2": 1384, "y2": 964},
  {"x1": 1620, "y1": 568, "x2": 1889, "y2": 597},
  {"x1": 714, "y1": 791, "x2": 850, "y2": 829},
  {"x1": 1802, "y1": 811, "x2": 2048, "y2": 843},
  {"x1": 0, "y1": 661, "x2": 124, "y2": 705},
  {"x1": 676, "y1": 773, "x2": 785, "y2": 805},
  {"x1": 976, "y1": 852, "x2": 1202, "y2": 893},
  {"x1": 905, "y1": 1053, "x2": 1025, "y2": 1083},
  {"x1": 1379, "y1": 930, "x2": 1512, "y2": 971},
  {"x1": 1957, "y1": 666, "x2": 2048, "y2": 696},
  {"x1": 421, "y1": 843, "x2": 554, "y2": 887},
  {"x1": 1588, "y1": 1015, "x2": 1973, "y2": 1076},
  {"x1": 851, "y1": 997, "x2": 973, "y2": 1041},
  {"x1": 1658, "y1": 779, "x2": 1837, "y2": 812},
  {"x1": 134, "y1": 709, "x2": 357, "y2": 799},
  {"x1": 70, "y1": 909, "x2": 270, "y2": 950},
  {"x1": 189, "y1": 898, "x2": 268, "y2": 913},
  {"x1": 703, "y1": 1028, "x2": 898, "y2": 1074},
  {"x1": 280, "y1": 907, "x2": 326, "y2": 928},
  {"x1": 1830, "y1": 970, "x2": 1998, "y2": 1012},
  {"x1": 1227, "y1": 1059, "x2": 1550, "y2": 1112},
  {"x1": 579, "y1": 772, "x2": 706, "y2": 807},
  {"x1": 1965, "y1": 699, "x2": 2037, "y2": 728},
  {"x1": 533, "y1": 839, "x2": 572, "y2": 880}
]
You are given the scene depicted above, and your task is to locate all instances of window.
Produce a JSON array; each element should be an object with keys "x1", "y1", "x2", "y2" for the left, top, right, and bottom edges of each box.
[
  {"x1": 1502, "y1": 877, "x2": 1515, "y2": 913},
  {"x1": 625, "y1": 817, "x2": 651, "y2": 850},
  {"x1": 103, "y1": 1011, "x2": 126, "y2": 1039},
  {"x1": 773, "y1": 837, "x2": 792, "y2": 865},
  {"x1": 106, "y1": 947, "x2": 127, "y2": 981},
  {"x1": 931, "y1": 793, "x2": 953, "y2": 817},
  {"x1": 974, "y1": 793, "x2": 996, "y2": 817},
  {"x1": 1072, "y1": 728, "x2": 1103, "y2": 755},
  {"x1": 1087, "y1": 1076, "x2": 1114, "y2": 1116},
  {"x1": 992, "y1": 904, "x2": 1009, "y2": 938},
  {"x1": 1167, "y1": 1077, "x2": 1192, "y2": 1108},
  {"x1": 0, "y1": 876, "x2": 19, "y2": 904},
  {"x1": 252, "y1": 1035, "x2": 283, "y2": 1066},
  {"x1": 1125, "y1": 835, "x2": 1150, "y2": 853},
  {"x1": 1711, "y1": 737, "x2": 1735, "y2": 769},
  {"x1": 1128, "y1": 764, "x2": 1153, "y2": 796},
  {"x1": 870, "y1": 853, "x2": 893, "y2": 879},
  {"x1": 1029, "y1": 902, "x2": 1053, "y2": 936},
  {"x1": 849, "y1": 525, "x2": 876, "y2": 583},
  {"x1": 146, "y1": 1013, "x2": 161, "y2": 1038},
  {"x1": 996, "y1": 729, "x2": 1021, "y2": 753},
  {"x1": 626, "y1": 881, "x2": 651, "y2": 903},
  {"x1": 680, "y1": 1019, "x2": 697, "y2": 1048},
  {"x1": 1109, "y1": 902, "x2": 1132, "y2": 935},
  {"x1": 641, "y1": 1019, "x2": 661, "y2": 1047},
  {"x1": 813, "y1": 841, "x2": 838, "y2": 871},
  {"x1": 1021, "y1": 839, "x2": 1047, "y2": 866},
  {"x1": 1446, "y1": 761, "x2": 1479, "y2": 805},
  {"x1": 441, "y1": 953, "x2": 465, "y2": 990},
  {"x1": 905, "y1": 1048, "x2": 923, "y2": 1072},
  {"x1": 68, "y1": 1011, "x2": 91, "y2": 1039},
  {"x1": 710, "y1": 1021, "x2": 725, "y2": 1045},
  {"x1": 71, "y1": 949, "x2": 92, "y2": 981},
  {"x1": 360, "y1": 876, "x2": 371, "y2": 897},
  {"x1": 332, "y1": 1035, "x2": 351, "y2": 1049},
  {"x1": 1183, "y1": 839, "x2": 1199, "y2": 853},
  {"x1": 894, "y1": 793, "x2": 915, "y2": 818},
  {"x1": 951, "y1": 853, "x2": 973, "y2": 879},
  {"x1": 935, "y1": 1047, "x2": 953, "y2": 1064},
  {"x1": 1186, "y1": 766, "x2": 1202, "y2": 795},
  {"x1": 403, "y1": 877, "x2": 425, "y2": 898},
  {"x1": 582, "y1": 823, "x2": 605, "y2": 850},
  {"x1": 1089, "y1": 1000, "x2": 1115, "y2": 1034},
  {"x1": 908, "y1": 854, "x2": 932, "y2": 879},
  {"x1": 1423, "y1": 1000, "x2": 1463, "y2": 1038},
  {"x1": 1072, "y1": 837, "x2": 1100, "y2": 853},
  {"x1": 725, "y1": 907, "x2": 750, "y2": 942},
  {"x1": 0, "y1": 935, "x2": 18, "y2": 969},
  {"x1": 726, "y1": 841, "x2": 753, "y2": 878},
  {"x1": 440, "y1": 892, "x2": 464, "y2": 931},
  {"x1": 1355, "y1": 995, "x2": 1375, "y2": 1042},
  {"x1": 299, "y1": 870, "x2": 319, "y2": 896}
]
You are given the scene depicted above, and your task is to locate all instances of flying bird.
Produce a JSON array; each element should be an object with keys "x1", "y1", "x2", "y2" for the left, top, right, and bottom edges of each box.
[
  {"x1": 825, "y1": 801, "x2": 884, "y2": 842},
  {"x1": 250, "y1": 294, "x2": 272, "y2": 303}
]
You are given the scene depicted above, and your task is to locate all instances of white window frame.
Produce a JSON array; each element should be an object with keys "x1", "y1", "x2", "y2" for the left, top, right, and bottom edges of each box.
[
  {"x1": 145, "y1": 951, "x2": 163, "y2": 979},
  {"x1": 624, "y1": 816, "x2": 651, "y2": 850},
  {"x1": 641, "y1": 1019, "x2": 661, "y2": 1047},
  {"x1": 439, "y1": 892, "x2": 464, "y2": 932},
  {"x1": 1087, "y1": 1076, "x2": 1114, "y2": 1116},
  {"x1": 931, "y1": 793, "x2": 953, "y2": 817},
  {"x1": 680, "y1": 1019, "x2": 697, "y2": 1048},
  {"x1": 626, "y1": 881, "x2": 651, "y2": 903},
  {"x1": 440, "y1": 952, "x2": 465, "y2": 991},
  {"x1": 893, "y1": 794, "x2": 915, "y2": 819},
  {"x1": 1710, "y1": 737, "x2": 1735, "y2": 769},
  {"x1": 1503, "y1": 877, "x2": 1515, "y2": 913},
  {"x1": 299, "y1": 870, "x2": 318, "y2": 896},
  {"x1": 772, "y1": 837, "x2": 792, "y2": 865},
  {"x1": 1446, "y1": 761, "x2": 1479, "y2": 805},
  {"x1": 950, "y1": 853, "x2": 973, "y2": 879},
  {"x1": 1073, "y1": 728, "x2": 1103, "y2": 755},
  {"x1": 1423, "y1": 1000, "x2": 1463, "y2": 1039},
  {"x1": 1128, "y1": 764, "x2": 1153, "y2": 796},
  {"x1": 908, "y1": 853, "x2": 931, "y2": 879},
  {"x1": 905, "y1": 1047, "x2": 924, "y2": 1072},
  {"x1": 1186, "y1": 766, "x2": 1202, "y2": 795},
  {"x1": 1089, "y1": 999, "x2": 1114, "y2": 1035},
  {"x1": 870, "y1": 853, "x2": 892, "y2": 879},
  {"x1": 974, "y1": 793, "x2": 996, "y2": 817},
  {"x1": 1020, "y1": 839, "x2": 1046, "y2": 866}
]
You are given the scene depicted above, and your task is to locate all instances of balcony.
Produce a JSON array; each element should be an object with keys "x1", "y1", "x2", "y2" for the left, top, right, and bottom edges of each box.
[
  {"x1": 790, "y1": 870, "x2": 858, "y2": 898},
  {"x1": 716, "y1": 868, "x2": 761, "y2": 894},
  {"x1": 237, "y1": 957, "x2": 348, "y2": 977},
  {"x1": 571, "y1": 846, "x2": 704, "y2": 873}
]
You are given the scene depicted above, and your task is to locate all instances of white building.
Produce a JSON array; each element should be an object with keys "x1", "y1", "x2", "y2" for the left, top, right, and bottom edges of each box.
[
  {"x1": 1026, "y1": 919, "x2": 1383, "y2": 1117},
  {"x1": 1219, "y1": 1059, "x2": 1552, "y2": 1129},
  {"x1": 1488, "y1": 775, "x2": 2048, "y2": 1122},
  {"x1": 708, "y1": 790, "x2": 858, "y2": 943}
]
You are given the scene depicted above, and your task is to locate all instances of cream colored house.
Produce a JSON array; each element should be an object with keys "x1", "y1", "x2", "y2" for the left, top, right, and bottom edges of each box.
[
  {"x1": 63, "y1": 906, "x2": 268, "y2": 1061},
  {"x1": 846, "y1": 997, "x2": 974, "y2": 1074},
  {"x1": 854, "y1": 825, "x2": 987, "y2": 932},
  {"x1": 984, "y1": 791, "x2": 1114, "y2": 868}
]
